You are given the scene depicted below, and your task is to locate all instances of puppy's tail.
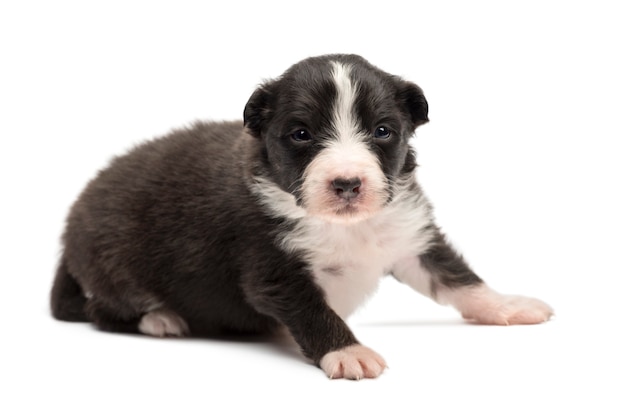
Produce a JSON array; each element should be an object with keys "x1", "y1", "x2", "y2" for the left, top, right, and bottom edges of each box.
[{"x1": 50, "y1": 258, "x2": 88, "y2": 322}]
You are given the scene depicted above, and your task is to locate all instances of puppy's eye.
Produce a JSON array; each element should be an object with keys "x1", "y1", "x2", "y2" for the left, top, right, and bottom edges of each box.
[
  {"x1": 291, "y1": 129, "x2": 313, "y2": 142},
  {"x1": 374, "y1": 126, "x2": 391, "y2": 139}
]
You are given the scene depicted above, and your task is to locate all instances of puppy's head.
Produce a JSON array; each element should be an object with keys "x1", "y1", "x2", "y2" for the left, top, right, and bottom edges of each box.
[{"x1": 245, "y1": 54, "x2": 428, "y2": 223}]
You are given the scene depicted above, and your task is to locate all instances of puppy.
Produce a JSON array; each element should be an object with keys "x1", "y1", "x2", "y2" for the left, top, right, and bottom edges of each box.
[{"x1": 51, "y1": 54, "x2": 553, "y2": 380}]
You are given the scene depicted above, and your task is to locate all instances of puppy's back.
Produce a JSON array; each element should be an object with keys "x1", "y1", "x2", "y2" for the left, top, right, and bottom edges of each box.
[{"x1": 51, "y1": 121, "x2": 252, "y2": 327}]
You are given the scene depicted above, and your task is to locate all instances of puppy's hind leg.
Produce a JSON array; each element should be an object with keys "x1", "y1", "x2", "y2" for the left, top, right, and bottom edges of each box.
[
  {"x1": 138, "y1": 309, "x2": 189, "y2": 337},
  {"x1": 50, "y1": 259, "x2": 88, "y2": 322},
  {"x1": 85, "y1": 298, "x2": 189, "y2": 337},
  {"x1": 392, "y1": 231, "x2": 553, "y2": 325},
  {"x1": 84, "y1": 299, "x2": 144, "y2": 334}
]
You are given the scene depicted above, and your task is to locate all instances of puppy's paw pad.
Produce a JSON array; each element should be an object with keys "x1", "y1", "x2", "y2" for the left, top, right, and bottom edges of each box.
[
  {"x1": 320, "y1": 344, "x2": 386, "y2": 380},
  {"x1": 138, "y1": 309, "x2": 189, "y2": 337}
]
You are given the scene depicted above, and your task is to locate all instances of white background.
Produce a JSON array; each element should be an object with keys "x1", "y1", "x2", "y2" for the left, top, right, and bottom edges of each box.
[{"x1": 1, "y1": 0, "x2": 625, "y2": 395}]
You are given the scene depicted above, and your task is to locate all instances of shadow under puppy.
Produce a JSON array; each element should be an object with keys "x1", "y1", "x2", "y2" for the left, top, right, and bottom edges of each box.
[{"x1": 51, "y1": 54, "x2": 553, "y2": 380}]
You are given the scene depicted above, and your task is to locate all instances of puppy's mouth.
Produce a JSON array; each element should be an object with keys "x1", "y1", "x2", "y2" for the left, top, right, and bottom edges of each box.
[{"x1": 335, "y1": 204, "x2": 360, "y2": 216}]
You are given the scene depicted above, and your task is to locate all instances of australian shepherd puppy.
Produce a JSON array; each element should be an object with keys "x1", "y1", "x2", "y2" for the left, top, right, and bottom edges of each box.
[{"x1": 51, "y1": 54, "x2": 553, "y2": 380}]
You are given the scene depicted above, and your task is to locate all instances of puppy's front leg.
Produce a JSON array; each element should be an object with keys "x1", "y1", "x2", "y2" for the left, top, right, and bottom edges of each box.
[
  {"x1": 393, "y1": 230, "x2": 553, "y2": 325},
  {"x1": 243, "y1": 263, "x2": 386, "y2": 380}
]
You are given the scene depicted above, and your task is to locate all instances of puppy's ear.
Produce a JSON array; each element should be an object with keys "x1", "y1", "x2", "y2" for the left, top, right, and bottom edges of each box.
[
  {"x1": 397, "y1": 81, "x2": 429, "y2": 129},
  {"x1": 243, "y1": 82, "x2": 274, "y2": 137}
]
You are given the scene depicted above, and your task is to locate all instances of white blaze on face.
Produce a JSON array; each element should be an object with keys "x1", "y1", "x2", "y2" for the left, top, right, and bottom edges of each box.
[
  {"x1": 301, "y1": 62, "x2": 389, "y2": 223},
  {"x1": 330, "y1": 61, "x2": 360, "y2": 138}
]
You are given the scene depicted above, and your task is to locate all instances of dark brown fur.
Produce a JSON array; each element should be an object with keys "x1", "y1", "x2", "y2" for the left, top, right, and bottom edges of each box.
[{"x1": 51, "y1": 55, "x2": 482, "y2": 364}]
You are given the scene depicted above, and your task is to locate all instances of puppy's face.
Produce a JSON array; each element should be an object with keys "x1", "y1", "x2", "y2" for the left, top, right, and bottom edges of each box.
[{"x1": 245, "y1": 55, "x2": 428, "y2": 223}]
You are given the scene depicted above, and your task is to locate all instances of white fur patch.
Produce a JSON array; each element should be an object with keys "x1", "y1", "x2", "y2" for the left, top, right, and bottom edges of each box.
[
  {"x1": 138, "y1": 309, "x2": 189, "y2": 337},
  {"x1": 320, "y1": 344, "x2": 387, "y2": 380},
  {"x1": 330, "y1": 61, "x2": 359, "y2": 138},
  {"x1": 438, "y1": 284, "x2": 554, "y2": 325},
  {"x1": 391, "y1": 256, "x2": 434, "y2": 298},
  {"x1": 300, "y1": 142, "x2": 388, "y2": 223},
  {"x1": 249, "y1": 176, "x2": 306, "y2": 220},
  {"x1": 252, "y1": 176, "x2": 435, "y2": 319}
]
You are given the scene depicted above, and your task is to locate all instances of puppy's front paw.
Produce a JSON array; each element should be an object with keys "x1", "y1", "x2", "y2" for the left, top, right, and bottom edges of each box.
[
  {"x1": 468, "y1": 294, "x2": 554, "y2": 325},
  {"x1": 319, "y1": 344, "x2": 387, "y2": 380},
  {"x1": 451, "y1": 285, "x2": 554, "y2": 325}
]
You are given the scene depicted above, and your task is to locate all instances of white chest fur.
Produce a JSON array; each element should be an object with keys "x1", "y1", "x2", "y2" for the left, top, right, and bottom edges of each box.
[{"x1": 278, "y1": 184, "x2": 436, "y2": 319}]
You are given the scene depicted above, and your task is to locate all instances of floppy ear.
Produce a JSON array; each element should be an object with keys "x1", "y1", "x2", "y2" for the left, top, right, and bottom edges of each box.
[
  {"x1": 243, "y1": 82, "x2": 274, "y2": 137},
  {"x1": 397, "y1": 81, "x2": 429, "y2": 129}
]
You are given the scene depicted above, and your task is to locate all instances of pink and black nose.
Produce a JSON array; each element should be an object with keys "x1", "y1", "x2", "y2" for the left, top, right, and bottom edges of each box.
[{"x1": 332, "y1": 177, "x2": 362, "y2": 200}]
